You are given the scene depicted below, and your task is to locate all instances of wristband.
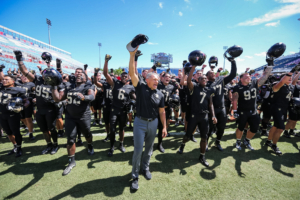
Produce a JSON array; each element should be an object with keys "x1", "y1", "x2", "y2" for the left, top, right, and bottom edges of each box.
[
  {"x1": 25, "y1": 72, "x2": 29, "y2": 77},
  {"x1": 217, "y1": 69, "x2": 221, "y2": 73},
  {"x1": 286, "y1": 74, "x2": 292, "y2": 77},
  {"x1": 135, "y1": 56, "x2": 138, "y2": 62},
  {"x1": 0, "y1": 69, "x2": 2, "y2": 72}
]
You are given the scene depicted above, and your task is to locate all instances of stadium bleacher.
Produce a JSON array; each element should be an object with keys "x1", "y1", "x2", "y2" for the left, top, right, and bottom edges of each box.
[
  {"x1": 254, "y1": 52, "x2": 300, "y2": 74},
  {"x1": 0, "y1": 25, "x2": 90, "y2": 76}
]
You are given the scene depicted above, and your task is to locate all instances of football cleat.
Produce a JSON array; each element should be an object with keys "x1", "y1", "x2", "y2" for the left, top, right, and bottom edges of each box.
[
  {"x1": 103, "y1": 136, "x2": 110, "y2": 142},
  {"x1": 108, "y1": 147, "x2": 114, "y2": 157},
  {"x1": 199, "y1": 155, "x2": 209, "y2": 167},
  {"x1": 271, "y1": 145, "x2": 282, "y2": 155},
  {"x1": 119, "y1": 143, "x2": 126, "y2": 153},
  {"x1": 243, "y1": 139, "x2": 254, "y2": 150},
  {"x1": 7, "y1": 146, "x2": 17, "y2": 156},
  {"x1": 29, "y1": 133, "x2": 35, "y2": 140},
  {"x1": 62, "y1": 161, "x2": 76, "y2": 176},
  {"x1": 283, "y1": 130, "x2": 291, "y2": 138},
  {"x1": 215, "y1": 142, "x2": 223, "y2": 151},
  {"x1": 15, "y1": 147, "x2": 22, "y2": 157},
  {"x1": 51, "y1": 145, "x2": 59, "y2": 155},
  {"x1": 42, "y1": 146, "x2": 53, "y2": 155},
  {"x1": 191, "y1": 136, "x2": 197, "y2": 143},
  {"x1": 261, "y1": 130, "x2": 269, "y2": 137},
  {"x1": 131, "y1": 178, "x2": 139, "y2": 190},
  {"x1": 177, "y1": 144, "x2": 185, "y2": 154},
  {"x1": 88, "y1": 147, "x2": 94, "y2": 155},
  {"x1": 236, "y1": 140, "x2": 242, "y2": 150},
  {"x1": 265, "y1": 140, "x2": 273, "y2": 147}
]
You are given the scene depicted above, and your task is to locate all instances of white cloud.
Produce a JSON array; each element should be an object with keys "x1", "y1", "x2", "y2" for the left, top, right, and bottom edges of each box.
[
  {"x1": 148, "y1": 42, "x2": 158, "y2": 45},
  {"x1": 255, "y1": 52, "x2": 266, "y2": 56},
  {"x1": 245, "y1": 56, "x2": 253, "y2": 58},
  {"x1": 153, "y1": 22, "x2": 163, "y2": 28},
  {"x1": 179, "y1": 11, "x2": 183, "y2": 16},
  {"x1": 189, "y1": 24, "x2": 194, "y2": 27},
  {"x1": 237, "y1": 0, "x2": 300, "y2": 26},
  {"x1": 236, "y1": 58, "x2": 245, "y2": 62},
  {"x1": 290, "y1": 51, "x2": 296, "y2": 54},
  {"x1": 184, "y1": 0, "x2": 190, "y2": 3},
  {"x1": 159, "y1": 2, "x2": 163, "y2": 9},
  {"x1": 265, "y1": 20, "x2": 280, "y2": 27},
  {"x1": 208, "y1": 36, "x2": 212, "y2": 38}
]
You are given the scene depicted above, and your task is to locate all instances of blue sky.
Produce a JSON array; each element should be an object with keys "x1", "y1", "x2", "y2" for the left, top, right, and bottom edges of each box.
[{"x1": 0, "y1": 0, "x2": 299, "y2": 73}]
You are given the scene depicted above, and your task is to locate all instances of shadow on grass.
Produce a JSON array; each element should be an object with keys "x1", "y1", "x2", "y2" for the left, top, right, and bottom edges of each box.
[
  {"x1": 199, "y1": 137, "x2": 300, "y2": 180},
  {"x1": 48, "y1": 173, "x2": 132, "y2": 199}
]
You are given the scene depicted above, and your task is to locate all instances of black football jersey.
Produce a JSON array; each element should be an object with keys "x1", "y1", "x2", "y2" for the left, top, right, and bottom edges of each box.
[
  {"x1": 103, "y1": 82, "x2": 113, "y2": 107},
  {"x1": 15, "y1": 82, "x2": 35, "y2": 98},
  {"x1": 65, "y1": 83, "x2": 92, "y2": 118},
  {"x1": 270, "y1": 83, "x2": 293, "y2": 109},
  {"x1": 0, "y1": 86, "x2": 26, "y2": 114},
  {"x1": 231, "y1": 79, "x2": 258, "y2": 111},
  {"x1": 157, "y1": 82, "x2": 176, "y2": 107},
  {"x1": 224, "y1": 83, "x2": 232, "y2": 101},
  {"x1": 111, "y1": 78, "x2": 135, "y2": 110},
  {"x1": 190, "y1": 82, "x2": 215, "y2": 114},
  {"x1": 95, "y1": 80, "x2": 105, "y2": 98},
  {"x1": 206, "y1": 77, "x2": 227, "y2": 108},
  {"x1": 33, "y1": 75, "x2": 65, "y2": 110}
]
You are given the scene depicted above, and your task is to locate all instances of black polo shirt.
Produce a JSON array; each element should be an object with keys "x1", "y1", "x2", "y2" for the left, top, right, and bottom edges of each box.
[{"x1": 135, "y1": 80, "x2": 164, "y2": 119}]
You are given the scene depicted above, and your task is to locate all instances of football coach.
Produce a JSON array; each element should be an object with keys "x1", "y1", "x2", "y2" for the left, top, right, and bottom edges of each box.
[{"x1": 128, "y1": 46, "x2": 167, "y2": 190}]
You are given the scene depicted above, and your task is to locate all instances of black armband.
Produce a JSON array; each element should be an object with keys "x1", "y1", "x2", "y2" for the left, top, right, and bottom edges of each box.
[
  {"x1": 217, "y1": 69, "x2": 221, "y2": 73},
  {"x1": 83, "y1": 94, "x2": 95, "y2": 102},
  {"x1": 285, "y1": 74, "x2": 292, "y2": 77}
]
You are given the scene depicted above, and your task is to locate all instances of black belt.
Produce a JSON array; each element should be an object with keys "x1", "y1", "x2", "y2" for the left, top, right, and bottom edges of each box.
[{"x1": 137, "y1": 116, "x2": 155, "y2": 122}]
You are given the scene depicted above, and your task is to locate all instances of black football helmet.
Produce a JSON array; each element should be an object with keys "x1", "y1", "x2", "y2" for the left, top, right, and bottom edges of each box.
[
  {"x1": 224, "y1": 45, "x2": 243, "y2": 60},
  {"x1": 43, "y1": 68, "x2": 62, "y2": 86},
  {"x1": 184, "y1": 62, "x2": 192, "y2": 75},
  {"x1": 41, "y1": 52, "x2": 52, "y2": 63},
  {"x1": 267, "y1": 43, "x2": 286, "y2": 59},
  {"x1": 208, "y1": 56, "x2": 218, "y2": 67},
  {"x1": 188, "y1": 50, "x2": 206, "y2": 66},
  {"x1": 7, "y1": 97, "x2": 23, "y2": 113},
  {"x1": 169, "y1": 94, "x2": 180, "y2": 111}
]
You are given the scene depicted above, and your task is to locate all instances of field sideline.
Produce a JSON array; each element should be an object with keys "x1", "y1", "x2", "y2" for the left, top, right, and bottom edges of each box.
[{"x1": 0, "y1": 121, "x2": 300, "y2": 199}]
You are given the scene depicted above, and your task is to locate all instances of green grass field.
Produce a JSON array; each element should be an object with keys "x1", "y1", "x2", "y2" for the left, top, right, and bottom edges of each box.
[{"x1": 0, "y1": 120, "x2": 300, "y2": 200}]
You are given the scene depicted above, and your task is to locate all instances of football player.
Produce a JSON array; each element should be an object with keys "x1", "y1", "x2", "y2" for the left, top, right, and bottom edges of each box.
[
  {"x1": 15, "y1": 74, "x2": 36, "y2": 140},
  {"x1": 0, "y1": 75, "x2": 30, "y2": 157},
  {"x1": 178, "y1": 65, "x2": 217, "y2": 167},
  {"x1": 205, "y1": 57, "x2": 236, "y2": 151},
  {"x1": 266, "y1": 66, "x2": 300, "y2": 155},
  {"x1": 52, "y1": 71, "x2": 95, "y2": 175},
  {"x1": 157, "y1": 72, "x2": 177, "y2": 152},
  {"x1": 14, "y1": 50, "x2": 64, "y2": 155},
  {"x1": 231, "y1": 65, "x2": 273, "y2": 151},
  {"x1": 103, "y1": 54, "x2": 135, "y2": 156}
]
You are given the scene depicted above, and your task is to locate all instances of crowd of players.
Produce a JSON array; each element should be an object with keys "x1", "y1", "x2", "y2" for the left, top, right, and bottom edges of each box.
[{"x1": 0, "y1": 41, "x2": 300, "y2": 178}]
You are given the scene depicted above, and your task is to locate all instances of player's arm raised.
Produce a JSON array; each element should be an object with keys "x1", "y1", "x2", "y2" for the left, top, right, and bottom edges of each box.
[
  {"x1": 103, "y1": 55, "x2": 114, "y2": 87},
  {"x1": 129, "y1": 47, "x2": 140, "y2": 87},
  {"x1": 13, "y1": 50, "x2": 35, "y2": 82}
]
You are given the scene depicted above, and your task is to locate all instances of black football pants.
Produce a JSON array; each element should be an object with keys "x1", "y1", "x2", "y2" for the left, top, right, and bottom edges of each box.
[
  {"x1": 109, "y1": 108, "x2": 127, "y2": 148},
  {"x1": 0, "y1": 113, "x2": 22, "y2": 145},
  {"x1": 208, "y1": 107, "x2": 227, "y2": 141}
]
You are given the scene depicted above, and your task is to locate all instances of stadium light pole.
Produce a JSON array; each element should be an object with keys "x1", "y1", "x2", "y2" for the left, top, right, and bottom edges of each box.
[
  {"x1": 98, "y1": 43, "x2": 102, "y2": 69},
  {"x1": 223, "y1": 46, "x2": 228, "y2": 71},
  {"x1": 46, "y1": 18, "x2": 51, "y2": 45}
]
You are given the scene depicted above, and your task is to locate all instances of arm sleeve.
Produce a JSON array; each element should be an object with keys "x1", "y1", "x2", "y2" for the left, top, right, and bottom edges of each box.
[{"x1": 224, "y1": 61, "x2": 237, "y2": 85}]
